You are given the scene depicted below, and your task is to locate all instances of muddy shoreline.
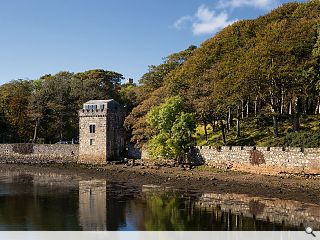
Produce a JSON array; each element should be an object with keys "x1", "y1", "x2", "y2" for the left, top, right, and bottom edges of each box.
[{"x1": 0, "y1": 162, "x2": 319, "y2": 205}]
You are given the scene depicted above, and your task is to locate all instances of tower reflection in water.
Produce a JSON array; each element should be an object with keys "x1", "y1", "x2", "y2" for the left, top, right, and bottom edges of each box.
[
  {"x1": 78, "y1": 180, "x2": 107, "y2": 231},
  {"x1": 1, "y1": 171, "x2": 317, "y2": 231},
  {"x1": 76, "y1": 180, "x2": 320, "y2": 231}
]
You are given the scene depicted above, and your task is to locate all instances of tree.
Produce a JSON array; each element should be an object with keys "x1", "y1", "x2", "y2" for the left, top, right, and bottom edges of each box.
[
  {"x1": 125, "y1": 46, "x2": 197, "y2": 146},
  {"x1": 0, "y1": 80, "x2": 33, "y2": 142},
  {"x1": 28, "y1": 78, "x2": 46, "y2": 143},
  {"x1": 118, "y1": 83, "x2": 138, "y2": 112},
  {"x1": 70, "y1": 69, "x2": 124, "y2": 108},
  {"x1": 313, "y1": 25, "x2": 320, "y2": 93},
  {"x1": 138, "y1": 45, "x2": 197, "y2": 102},
  {"x1": 146, "y1": 96, "x2": 196, "y2": 160},
  {"x1": 40, "y1": 72, "x2": 74, "y2": 142}
]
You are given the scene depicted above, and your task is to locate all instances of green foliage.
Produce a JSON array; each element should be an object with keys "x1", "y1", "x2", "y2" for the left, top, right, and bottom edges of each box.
[
  {"x1": 194, "y1": 115, "x2": 320, "y2": 148},
  {"x1": 312, "y1": 25, "x2": 320, "y2": 58},
  {"x1": 70, "y1": 69, "x2": 124, "y2": 107},
  {"x1": 283, "y1": 131, "x2": 320, "y2": 148},
  {"x1": 127, "y1": 0, "x2": 320, "y2": 146},
  {"x1": 124, "y1": 46, "x2": 197, "y2": 146},
  {"x1": 147, "y1": 96, "x2": 196, "y2": 160},
  {"x1": 144, "y1": 193, "x2": 185, "y2": 231},
  {"x1": 1, "y1": 1, "x2": 320, "y2": 150},
  {"x1": 0, "y1": 69, "x2": 126, "y2": 143},
  {"x1": 147, "y1": 96, "x2": 183, "y2": 133},
  {"x1": 118, "y1": 83, "x2": 138, "y2": 111},
  {"x1": 138, "y1": 45, "x2": 197, "y2": 101}
]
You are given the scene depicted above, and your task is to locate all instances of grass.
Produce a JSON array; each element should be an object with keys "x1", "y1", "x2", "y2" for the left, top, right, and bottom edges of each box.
[
  {"x1": 194, "y1": 114, "x2": 320, "y2": 147},
  {"x1": 194, "y1": 165, "x2": 229, "y2": 173}
]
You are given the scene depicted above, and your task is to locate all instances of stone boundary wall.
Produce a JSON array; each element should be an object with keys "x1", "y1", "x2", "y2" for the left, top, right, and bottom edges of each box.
[
  {"x1": 190, "y1": 146, "x2": 320, "y2": 175},
  {"x1": 141, "y1": 146, "x2": 320, "y2": 175},
  {"x1": 0, "y1": 144, "x2": 79, "y2": 164},
  {"x1": 196, "y1": 192, "x2": 320, "y2": 230}
]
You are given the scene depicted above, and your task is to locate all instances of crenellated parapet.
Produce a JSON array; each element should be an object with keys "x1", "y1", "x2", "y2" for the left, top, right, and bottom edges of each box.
[
  {"x1": 79, "y1": 109, "x2": 107, "y2": 118},
  {"x1": 189, "y1": 146, "x2": 320, "y2": 174}
]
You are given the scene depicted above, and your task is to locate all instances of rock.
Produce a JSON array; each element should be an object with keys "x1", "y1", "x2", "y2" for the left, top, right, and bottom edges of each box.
[{"x1": 211, "y1": 177, "x2": 218, "y2": 181}]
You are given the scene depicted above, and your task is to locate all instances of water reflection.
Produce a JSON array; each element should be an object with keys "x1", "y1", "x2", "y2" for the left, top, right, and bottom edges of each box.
[
  {"x1": 196, "y1": 193, "x2": 320, "y2": 231},
  {"x1": 79, "y1": 180, "x2": 106, "y2": 230},
  {"x1": 0, "y1": 169, "x2": 319, "y2": 231},
  {"x1": 0, "y1": 171, "x2": 80, "y2": 230}
]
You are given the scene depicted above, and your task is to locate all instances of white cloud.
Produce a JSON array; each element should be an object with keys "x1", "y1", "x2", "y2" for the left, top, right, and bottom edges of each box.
[
  {"x1": 173, "y1": 5, "x2": 236, "y2": 36},
  {"x1": 173, "y1": 16, "x2": 192, "y2": 30},
  {"x1": 218, "y1": 0, "x2": 277, "y2": 9},
  {"x1": 192, "y1": 5, "x2": 236, "y2": 35}
]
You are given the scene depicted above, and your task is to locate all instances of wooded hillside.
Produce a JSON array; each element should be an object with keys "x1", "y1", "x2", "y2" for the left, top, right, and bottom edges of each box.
[
  {"x1": 125, "y1": 1, "x2": 320, "y2": 148},
  {"x1": 0, "y1": 1, "x2": 319, "y2": 148}
]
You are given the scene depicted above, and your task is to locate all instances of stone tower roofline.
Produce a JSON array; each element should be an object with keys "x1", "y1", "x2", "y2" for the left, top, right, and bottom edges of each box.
[
  {"x1": 80, "y1": 99, "x2": 122, "y2": 117},
  {"x1": 83, "y1": 99, "x2": 114, "y2": 105},
  {"x1": 82, "y1": 99, "x2": 121, "y2": 111}
]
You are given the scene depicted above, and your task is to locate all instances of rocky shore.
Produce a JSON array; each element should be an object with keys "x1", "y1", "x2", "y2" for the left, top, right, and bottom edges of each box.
[{"x1": 0, "y1": 161, "x2": 319, "y2": 205}]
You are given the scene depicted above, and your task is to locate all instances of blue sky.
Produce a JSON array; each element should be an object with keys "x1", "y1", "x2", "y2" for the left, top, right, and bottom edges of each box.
[{"x1": 0, "y1": 0, "x2": 304, "y2": 85}]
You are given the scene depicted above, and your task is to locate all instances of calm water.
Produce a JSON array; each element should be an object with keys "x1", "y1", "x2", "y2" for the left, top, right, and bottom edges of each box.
[{"x1": 0, "y1": 169, "x2": 319, "y2": 231}]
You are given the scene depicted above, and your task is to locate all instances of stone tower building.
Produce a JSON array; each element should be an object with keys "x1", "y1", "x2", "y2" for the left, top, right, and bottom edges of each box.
[{"x1": 78, "y1": 99, "x2": 125, "y2": 164}]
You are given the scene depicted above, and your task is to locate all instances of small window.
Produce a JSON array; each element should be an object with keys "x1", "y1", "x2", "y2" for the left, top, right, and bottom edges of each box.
[
  {"x1": 89, "y1": 124, "x2": 96, "y2": 133},
  {"x1": 90, "y1": 139, "x2": 94, "y2": 146}
]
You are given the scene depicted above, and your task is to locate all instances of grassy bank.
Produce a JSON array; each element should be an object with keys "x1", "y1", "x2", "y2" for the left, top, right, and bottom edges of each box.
[{"x1": 194, "y1": 115, "x2": 320, "y2": 147}]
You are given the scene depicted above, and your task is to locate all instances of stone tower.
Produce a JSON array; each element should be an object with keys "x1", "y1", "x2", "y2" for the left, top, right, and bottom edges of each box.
[{"x1": 78, "y1": 99, "x2": 125, "y2": 164}]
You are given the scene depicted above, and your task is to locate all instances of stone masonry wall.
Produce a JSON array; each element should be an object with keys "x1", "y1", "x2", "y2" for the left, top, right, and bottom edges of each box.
[
  {"x1": 141, "y1": 146, "x2": 320, "y2": 175},
  {"x1": 78, "y1": 109, "x2": 107, "y2": 164},
  {"x1": 196, "y1": 192, "x2": 320, "y2": 230},
  {"x1": 189, "y1": 146, "x2": 320, "y2": 174},
  {"x1": 106, "y1": 109, "x2": 126, "y2": 160},
  {"x1": 0, "y1": 144, "x2": 78, "y2": 164}
]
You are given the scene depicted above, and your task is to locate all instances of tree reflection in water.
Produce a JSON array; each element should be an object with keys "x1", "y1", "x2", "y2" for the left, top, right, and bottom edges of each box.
[
  {"x1": 0, "y1": 171, "x2": 318, "y2": 231},
  {"x1": 143, "y1": 192, "x2": 186, "y2": 231}
]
